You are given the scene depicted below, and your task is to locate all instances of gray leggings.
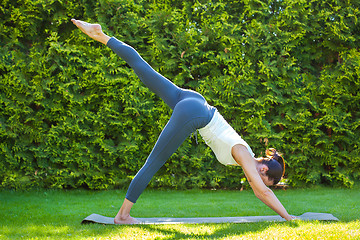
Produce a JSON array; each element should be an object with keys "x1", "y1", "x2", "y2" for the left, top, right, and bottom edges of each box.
[{"x1": 107, "y1": 38, "x2": 215, "y2": 203}]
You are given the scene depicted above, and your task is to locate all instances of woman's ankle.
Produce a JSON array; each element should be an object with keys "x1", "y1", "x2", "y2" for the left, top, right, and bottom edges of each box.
[{"x1": 115, "y1": 212, "x2": 129, "y2": 220}]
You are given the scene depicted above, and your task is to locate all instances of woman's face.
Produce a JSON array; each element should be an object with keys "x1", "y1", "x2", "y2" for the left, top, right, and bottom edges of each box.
[
  {"x1": 256, "y1": 158, "x2": 275, "y2": 186},
  {"x1": 259, "y1": 173, "x2": 274, "y2": 186}
]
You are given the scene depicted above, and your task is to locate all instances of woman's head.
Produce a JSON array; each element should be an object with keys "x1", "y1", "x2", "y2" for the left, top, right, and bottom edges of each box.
[{"x1": 257, "y1": 148, "x2": 285, "y2": 185}]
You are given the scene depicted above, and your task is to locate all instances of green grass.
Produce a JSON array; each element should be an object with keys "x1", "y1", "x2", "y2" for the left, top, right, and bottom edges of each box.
[{"x1": 1, "y1": 187, "x2": 359, "y2": 239}]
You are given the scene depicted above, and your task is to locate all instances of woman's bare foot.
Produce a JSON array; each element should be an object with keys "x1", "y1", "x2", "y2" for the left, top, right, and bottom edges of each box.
[
  {"x1": 71, "y1": 18, "x2": 110, "y2": 45},
  {"x1": 114, "y1": 215, "x2": 140, "y2": 225},
  {"x1": 113, "y1": 198, "x2": 139, "y2": 224}
]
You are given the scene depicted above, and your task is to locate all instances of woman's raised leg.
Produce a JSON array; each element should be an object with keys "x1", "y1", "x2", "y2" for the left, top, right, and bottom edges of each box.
[
  {"x1": 106, "y1": 38, "x2": 183, "y2": 109},
  {"x1": 71, "y1": 18, "x2": 183, "y2": 109}
]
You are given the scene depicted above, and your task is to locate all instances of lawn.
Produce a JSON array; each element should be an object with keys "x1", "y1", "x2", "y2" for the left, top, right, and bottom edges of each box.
[{"x1": 0, "y1": 187, "x2": 359, "y2": 239}]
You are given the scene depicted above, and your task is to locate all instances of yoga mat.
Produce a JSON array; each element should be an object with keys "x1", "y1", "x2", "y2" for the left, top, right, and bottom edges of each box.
[{"x1": 81, "y1": 212, "x2": 339, "y2": 225}]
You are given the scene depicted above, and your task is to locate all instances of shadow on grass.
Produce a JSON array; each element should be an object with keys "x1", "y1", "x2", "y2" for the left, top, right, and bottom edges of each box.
[
  {"x1": 128, "y1": 222, "x2": 280, "y2": 239},
  {"x1": 106, "y1": 220, "x2": 350, "y2": 240},
  {"x1": 94, "y1": 221, "x2": 302, "y2": 239}
]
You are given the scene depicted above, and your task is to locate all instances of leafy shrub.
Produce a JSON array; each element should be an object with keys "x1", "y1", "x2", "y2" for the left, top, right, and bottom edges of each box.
[{"x1": 0, "y1": 0, "x2": 359, "y2": 189}]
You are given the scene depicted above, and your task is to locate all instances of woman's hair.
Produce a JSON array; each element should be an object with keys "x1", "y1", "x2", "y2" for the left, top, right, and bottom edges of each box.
[{"x1": 260, "y1": 148, "x2": 285, "y2": 185}]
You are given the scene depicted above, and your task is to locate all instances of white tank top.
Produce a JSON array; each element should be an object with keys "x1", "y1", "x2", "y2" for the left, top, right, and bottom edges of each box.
[{"x1": 198, "y1": 110, "x2": 255, "y2": 165}]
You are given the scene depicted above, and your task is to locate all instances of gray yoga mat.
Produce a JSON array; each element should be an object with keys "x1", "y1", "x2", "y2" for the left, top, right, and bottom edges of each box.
[{"x1": 81, "y1": 212, "x2": 339, "y2": 225}]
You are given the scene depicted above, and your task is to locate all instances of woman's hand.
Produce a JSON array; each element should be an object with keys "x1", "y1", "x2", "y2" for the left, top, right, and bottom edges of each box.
[{"x1": 287, "y1": 215, "x2": 299, "y2": 221}]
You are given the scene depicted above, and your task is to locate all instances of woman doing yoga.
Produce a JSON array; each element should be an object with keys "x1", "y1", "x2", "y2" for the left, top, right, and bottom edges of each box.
[{"x1": 71, "y1": 19, "x2": 296, "y2": 224}]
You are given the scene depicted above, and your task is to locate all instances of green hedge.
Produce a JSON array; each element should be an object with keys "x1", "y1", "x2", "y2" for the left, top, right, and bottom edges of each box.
[{"x1": 1, "y1": 0, "x2": 359, "y2": 190}]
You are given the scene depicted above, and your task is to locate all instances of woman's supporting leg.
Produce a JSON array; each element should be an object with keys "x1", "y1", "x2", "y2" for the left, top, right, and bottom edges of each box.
[
  {"x1": 113, "y1": 97, "x2": 212, "y2": 224},
  {"x1": 124, "y1": 98, "x2": 212, "y2": 203}
]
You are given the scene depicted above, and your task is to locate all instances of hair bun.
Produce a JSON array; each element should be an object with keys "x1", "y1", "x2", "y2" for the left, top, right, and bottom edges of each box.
[{"x1": 265, "y1": 148, "x2": 277, "y2": 158}]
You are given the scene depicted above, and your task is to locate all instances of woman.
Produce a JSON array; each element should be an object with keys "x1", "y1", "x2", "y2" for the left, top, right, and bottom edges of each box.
[{"x1": 71, "y1": 19, "x2": 296, "y2": 224}]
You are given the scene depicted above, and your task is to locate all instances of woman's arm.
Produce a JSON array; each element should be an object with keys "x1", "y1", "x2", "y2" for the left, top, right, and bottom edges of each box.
[{"x1": 232, "y1": 144, "x2": 294, "y2": 221}]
